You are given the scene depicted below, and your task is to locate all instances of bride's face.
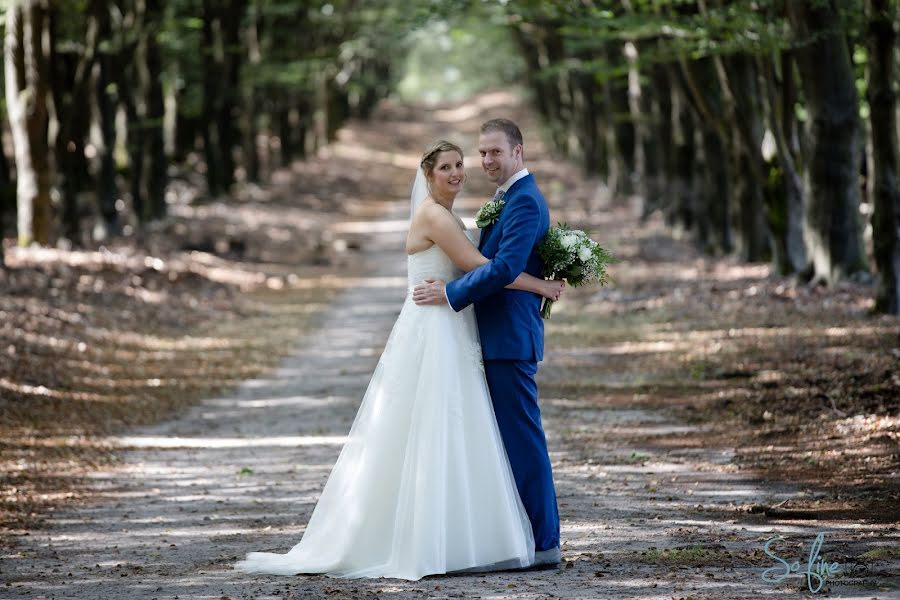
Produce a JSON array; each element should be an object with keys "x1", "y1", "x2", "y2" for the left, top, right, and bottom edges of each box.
[{"x1": 429, "y1": 151, "x2": 464, "y2": 199}]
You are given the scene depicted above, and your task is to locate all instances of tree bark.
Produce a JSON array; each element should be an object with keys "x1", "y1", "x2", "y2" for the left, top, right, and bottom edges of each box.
[
  {"x1": 5, "y1": 0, "x2": 51, "y2": 247},
  {"x1": 217, "y1": 0, "x2": 244, "y2": 187},
  {"x1": 174, "y1": 109, "x2": 200, "y2": 164},
  {"x1": 279, "y1": 96, "x2": 310, "y2": 167},
  {"x1": 510, "y1": 22, "x2": 567, "y2": 153},
  {"x1": 866, "y1": 0, "x2": 900, "y2": 314},
  {"x1": 325, "y1": 78, "x2": 350, "y2": 144},
  {"x1": 721, "y1": 54, "x2": 769, "y2": 262},
  {"x1": 606, "y1": 43, "x2": 636, "y2": 197},
  {"x1": 117, "y1": 52, "x2": 145, "y2": 224},
  {"x1": 91, "y1": 3, "x2": 121, "y2": 240},
  {"x1": 671, "y1": 81, "x2": 698, "y2": 237},
  {"x1": 678, "y1": 57, "x2": 733, "y2": 254},
  {"x1": 201, "y1": 0, "x2": 225, "y2": 196},
  {"x1": 143, "y1": 0, "x2": 167, "y2": 220},
  {"x1": 277, "y1": 105, "x2": 294, "y2": 166},
  {"x1": 510, "y1": 24, "x2": 553, "y2": 124},
  {"x1": 0, "y1": 113, "x2": 12, "y2": 264},
  {"x1": 50, "y1": 2, "x2": 97, "y2": 245},
  {"x1": 241, "y1": 0, "x2": 261, "y2": 183},
  {"x1": 570, "y1": 65, "x2": 605, "y2": 177},
  {"x1": 788, "y1": 1, "x2": 867, "y2": 284},
  {"x1": 758, "y1": 51, "x2": 808, "y2": 275},
  {"x1": 639, "y1": 58, "x2": 666, "y2": 220}
]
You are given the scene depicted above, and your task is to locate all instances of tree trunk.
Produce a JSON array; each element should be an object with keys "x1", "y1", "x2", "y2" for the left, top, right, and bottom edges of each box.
[
  {"x1": 325, "y1": 78, "x2": 349, "y2": 143},
  {"x1": 652, "y1": 64, "x2": 675, "y2": 222},
  {"x1": 143, "y1": 0, "x2": 167, "y2": 220},
  {"x1": 606, "y1": 43, "x2": 636, "y2": 198},
  {"x1": 355, "y1": 58, "x2": 389, "y2": 120},
  {"x1": 201, "y1": 0, "x2": 224, "y2": 196},
  {"x1": 570, "y1": 66, "x2": 604, "y2": 177},
  {"x1": 172, "y1": 50, "x2": 199, "y2": 165},
  {"x1": 216, "y1": 0, "x2": 244, "y2": 188},
  {"x1": 241, "y1": 0, "x2": 261, "y2": 183},
  {"x1": 91, "y1": 4, "x2": 121, "y2": 240},
  {"x1": 866, "y1": 0, "x2": 900, "y2": 314},
  {"x1": 701, "y1": 128, "x2": 732, "y2": 254},
  {"x1": 788, "y1": 1, "x2": 867, "y2": 284},
  {"x1": 671, "y1": 76, "x2": 698, "y2": 238},
  {"x1": 734, "y1": 147, "x2": 768, "y2": 261},
  {"x1": 116, "y1": 47, "x2": 145, "y2": 225},
  {"x1": 0, "y1": 116, "x2": 8, "y2": 264},
  {"x1": 722, "y1": 54, "x2": 769, "y2": 262},
  {"x1": 0, "y1": 115, "x2": 12, "y2": 262},
  {"x1": 510, "y1": 22, "x2": 567, "y2": 153},
  {"x1": 5, "y1": 0, "x2": 51, "y2": 247},
  {"x1": 678, "y1": 57, "x2": 732, "y2": 254},
  {"x1": 50, "y1": 2, "x2": 97, "y2": 245},
  {"x1": 128, "y1": 93, "x2": 146, "y2": 223},
  {"x1": 510, "y1": 25, "x2": 553, "y2": 124},
  {"x1": 758, "y1": 51, "x2": 808, "y2": 275},
  {"x1": 639, "y1": 57, "x2": 665, "y2": 220},
  {"x1": 277, "y1": 105, "x2": 294, "y2": 166},
  {"x1": 544, "y1": 26, "x2": 570, "y2": 154},
  {"x1": 174, "y1": 110, "x2": 200, "y2": 164}
]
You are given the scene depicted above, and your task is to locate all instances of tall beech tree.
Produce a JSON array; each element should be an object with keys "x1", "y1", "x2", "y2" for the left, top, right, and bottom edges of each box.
[
  {"x1": 91, "y1": 0, "x2": 122, "y2": 239},
  {"x1": 5, "y1": 0, "x2": 50, "y2": 247},
  {"x1": 49, "y1": 1, "x2": 97, "y2": 245},
  {"x1": 787, "y1": 1, "x2": 868, "y2": 284},
  {"x1": 866, "y1": 0, "x2": 900, "y2": 314}
]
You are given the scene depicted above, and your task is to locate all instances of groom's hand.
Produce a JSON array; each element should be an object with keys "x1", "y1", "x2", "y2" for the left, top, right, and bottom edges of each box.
[{"x1": 412, "y1": 278, "x2": 447, "y2": 305}]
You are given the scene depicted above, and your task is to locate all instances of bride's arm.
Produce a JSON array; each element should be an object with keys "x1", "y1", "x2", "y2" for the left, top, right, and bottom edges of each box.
[{"x1": 420, "y1": 204, "x2": 563, "y2": 299}]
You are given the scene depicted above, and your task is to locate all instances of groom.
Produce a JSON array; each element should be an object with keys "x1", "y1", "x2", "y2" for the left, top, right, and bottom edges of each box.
[{"x1": 412, "y1": 118, "x2": 561, "y2": 569}]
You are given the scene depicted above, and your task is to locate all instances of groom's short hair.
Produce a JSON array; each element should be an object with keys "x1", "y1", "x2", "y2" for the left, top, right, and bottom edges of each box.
[{"x1": 481, "y1": 118, "x2": 523, "y2": 149}]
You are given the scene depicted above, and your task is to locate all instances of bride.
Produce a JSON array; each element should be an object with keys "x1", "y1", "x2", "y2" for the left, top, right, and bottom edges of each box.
[{"x1": 236, "y1": 140, "x2": 564, "y2": 581}]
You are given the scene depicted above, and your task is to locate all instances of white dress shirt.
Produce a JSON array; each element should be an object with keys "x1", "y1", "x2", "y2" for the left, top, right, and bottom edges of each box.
[{"x1": 497, "y1": 168, "x2": 529, "y2": 196}]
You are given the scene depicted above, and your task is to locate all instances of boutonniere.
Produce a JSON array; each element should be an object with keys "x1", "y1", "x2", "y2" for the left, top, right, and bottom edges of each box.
[{"x1": 475, "y1": 199, "x2": 505, "y2": 228}]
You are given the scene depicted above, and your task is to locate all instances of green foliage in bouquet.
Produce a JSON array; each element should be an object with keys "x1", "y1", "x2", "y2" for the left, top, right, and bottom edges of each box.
[{"x1": 537, "y1": 223, "x2": 613, "y2": 318}]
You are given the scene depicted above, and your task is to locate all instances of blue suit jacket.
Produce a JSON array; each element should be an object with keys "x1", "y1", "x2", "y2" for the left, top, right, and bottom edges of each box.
[{"x1": 446, "y1": 174, "x2": 550, "y2": 361}]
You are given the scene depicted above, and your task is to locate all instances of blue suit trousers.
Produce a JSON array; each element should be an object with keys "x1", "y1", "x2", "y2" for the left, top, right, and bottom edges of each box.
[{"x1": 483, "y1": 359, "x2": 560, "y2": 552}]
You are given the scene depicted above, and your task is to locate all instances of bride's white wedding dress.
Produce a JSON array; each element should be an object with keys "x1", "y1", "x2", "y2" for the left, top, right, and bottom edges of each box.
[{"x1": 236, "y1": 228, "x2": 534, "y2": 580}]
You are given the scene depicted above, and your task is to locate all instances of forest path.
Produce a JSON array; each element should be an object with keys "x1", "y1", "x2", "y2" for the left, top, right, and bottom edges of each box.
[{"x1": 2, "y1": 92, "x2": 896, "y2": 600}]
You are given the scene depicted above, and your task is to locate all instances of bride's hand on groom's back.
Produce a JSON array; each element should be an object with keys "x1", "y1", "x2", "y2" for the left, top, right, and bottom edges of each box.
[{"x1": 413, "y1": 278, "x2": 447, "y2": 305}]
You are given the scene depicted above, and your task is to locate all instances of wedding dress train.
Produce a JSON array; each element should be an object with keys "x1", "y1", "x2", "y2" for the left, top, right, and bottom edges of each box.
[{"x1": 236, "y1": 233, "x2": 535, "y2": 580}]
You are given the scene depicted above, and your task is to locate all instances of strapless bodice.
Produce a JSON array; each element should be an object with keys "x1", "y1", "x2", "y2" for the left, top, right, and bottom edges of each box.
[
  {"x1": 407, "y1": 244, "x2": 462, "y2": 289},
  {"x1": 406, "y1": 228, "x2": 476, "y2": 290}
]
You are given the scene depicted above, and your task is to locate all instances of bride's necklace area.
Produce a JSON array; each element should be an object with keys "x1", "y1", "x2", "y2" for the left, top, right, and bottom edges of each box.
[{"x1": 430, "y1": 190, "x2": 455, "y2": 210}]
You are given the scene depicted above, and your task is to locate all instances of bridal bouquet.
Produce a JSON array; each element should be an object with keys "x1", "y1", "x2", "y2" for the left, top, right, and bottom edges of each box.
[{"x1": 537, "y1": 224, "x2": 613, "y2": 319}]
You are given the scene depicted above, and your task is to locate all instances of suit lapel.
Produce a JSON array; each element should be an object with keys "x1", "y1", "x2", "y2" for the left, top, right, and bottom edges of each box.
[
  {"x1": 479, "y1": 175, "x2": 533, "y2": 251},
  {"x1": 502, "y1": 174, "x2": 532, "y2": 205}
]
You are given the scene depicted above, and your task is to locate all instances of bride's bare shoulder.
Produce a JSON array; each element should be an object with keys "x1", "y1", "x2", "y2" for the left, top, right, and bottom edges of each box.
[
  {"x1": 407, "y1": 200, "x2": 438, "y2": 253},
  {"x1": 418, "y1": 201, "x2": 457, "y2": 227}
]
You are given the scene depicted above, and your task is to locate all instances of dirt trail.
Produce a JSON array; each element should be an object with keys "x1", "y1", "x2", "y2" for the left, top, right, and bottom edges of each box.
[{"x1": 2, "y1": 93, "x2": 897, "y2": 599}]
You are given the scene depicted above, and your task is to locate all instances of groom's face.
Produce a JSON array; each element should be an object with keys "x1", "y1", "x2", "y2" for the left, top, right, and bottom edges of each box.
[{"x1": 478, "y1": 130, "x2": 522, "y2": 186}]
